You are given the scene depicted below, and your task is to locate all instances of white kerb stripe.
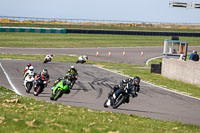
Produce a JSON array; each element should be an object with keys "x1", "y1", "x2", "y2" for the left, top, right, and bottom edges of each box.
[{"x1": 0, "y1": 63, "x2": 21, "y2": 95}]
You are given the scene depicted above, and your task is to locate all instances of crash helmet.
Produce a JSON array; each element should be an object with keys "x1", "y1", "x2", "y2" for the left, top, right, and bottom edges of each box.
[
  {"x1": 29, "y1": 66, "x2": 34, "y2": 71},
  {"x1": 71, "y1": 66, "x2": 75, "y2": 70},
  {"x1": 42, "y1": 69, "x2": 48, "y2": 76},
  {"x1": 51, "y1": 53, "x2": 53, "y2": 57},
  {"x1": 27, "y1": 63, "x2": 31, "y2": 67},
  {"x1": 133, "y1": 76, "x2": 140, "y2": 85}
]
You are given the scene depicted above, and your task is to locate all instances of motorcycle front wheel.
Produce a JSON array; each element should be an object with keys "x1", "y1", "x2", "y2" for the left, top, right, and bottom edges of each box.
[
  {"x1": 26, "y1": 82, "x2": 32, "y2": 93},
  {"x1": 112, "y1": 93, "x2": 125, "y2": 109}
]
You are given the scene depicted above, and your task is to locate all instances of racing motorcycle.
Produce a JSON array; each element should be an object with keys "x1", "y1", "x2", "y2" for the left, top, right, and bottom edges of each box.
[
  {"x1": 76, "y1": 55, "x2": 88, "y2": 64},
  {"x1": 104, "y1": 84, "x2": 130, "y2": 109},
  {"x1": 33, "y1": 76, "x2": 48, "y2": 96},
  {"x1": 23, "y1": 70, "x2": 35, "y2": 93},
  {"x1": 50, "y1": 78, "x2": 70, "y2": 101},
  {"x1": 43, "y1": 58, "x2": 52, "y2": 64}
]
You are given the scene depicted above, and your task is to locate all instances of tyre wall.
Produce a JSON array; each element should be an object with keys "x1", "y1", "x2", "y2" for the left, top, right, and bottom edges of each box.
[
  {"x1": 0, "y1": 27, "x2": 67, "y2": 33},
  {"x1": 1, "y1": 27, "x2": 200, "y2": 37}
]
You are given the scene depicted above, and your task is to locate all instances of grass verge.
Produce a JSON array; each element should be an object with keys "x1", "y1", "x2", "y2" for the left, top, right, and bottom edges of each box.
[
  {"x1": 1, "y1": 86, "x2": 200, "y2": 133},
  {"x1": 0, "y1": 32, "x2": 200, "y2": 48},
  {"x1": 0, "y1": 53, "x2": 200, "y2": 98}
]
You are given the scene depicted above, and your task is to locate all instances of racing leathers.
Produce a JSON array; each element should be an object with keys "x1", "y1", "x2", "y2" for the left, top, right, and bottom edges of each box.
[
  {"x1": 34, "y1": 72, "x2": 50, "y2": 87},
  {"x1": 109, "y1": 78, "x2": 140, "y2": 104}
]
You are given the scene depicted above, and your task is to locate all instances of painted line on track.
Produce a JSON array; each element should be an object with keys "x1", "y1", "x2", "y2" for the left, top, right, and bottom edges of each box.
[
  {"x1": 145, "y1": 56, "x2": 164, "y2": 66},
  {"x1": 0, "y1": 62, "x2": 21, "y2": 95},
  {"x1": 94, "y1": 65, "x2": 200, "y2": 101}
]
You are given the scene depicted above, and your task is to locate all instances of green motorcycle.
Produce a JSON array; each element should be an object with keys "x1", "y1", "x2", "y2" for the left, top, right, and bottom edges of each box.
[{"x1": 50, "y1": 78, "x2": 70, "y2": 101}]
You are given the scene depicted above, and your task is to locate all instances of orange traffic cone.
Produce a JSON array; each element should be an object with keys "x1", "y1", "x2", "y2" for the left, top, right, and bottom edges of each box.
[
  {"x1": 141, "y1": 51, "x2": 143, "y2": 56},
  {"x1": 123, "y1": 51, "x2": 126, "y2": 56},
  {"x1": 108, "y1": 51, "x2": 111, "y2": 56},
  {"x1": 96, "y1": 51, "x2": 99, "y2": 56}
]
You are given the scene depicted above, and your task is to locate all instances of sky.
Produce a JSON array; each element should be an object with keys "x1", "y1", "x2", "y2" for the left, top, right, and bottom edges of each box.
[{"x1": 0, "y1": 0, "x2": 200, "y2": 24}]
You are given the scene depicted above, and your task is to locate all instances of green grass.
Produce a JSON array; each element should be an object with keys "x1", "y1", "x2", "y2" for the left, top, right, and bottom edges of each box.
[
  {"x1": 0, "y1": 86, "x2": 200, "y2": 133},
  {"x1": 1, "y1": 53, "x2": 200, "y2": 98},
  {"x1": 0, "y1": 32, "x2": 200, "y2": 48},
  {"x1": 0, "y1": 53, "x2": 77, "y2": 62}
]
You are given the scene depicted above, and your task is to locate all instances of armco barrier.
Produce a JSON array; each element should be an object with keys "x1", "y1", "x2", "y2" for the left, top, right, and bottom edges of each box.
[
  {"x1": 66, "y1": 29, "x2": 200, "y2": 37},
  {"x1": 0, "y1": 27, "x2": 67, "y2": 33}
]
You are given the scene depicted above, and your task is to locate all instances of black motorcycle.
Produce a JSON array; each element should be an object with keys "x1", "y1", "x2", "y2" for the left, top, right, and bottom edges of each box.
[
  {"x1": 104, "y1": 85, "x2": 130, "y2": 109},
  {"x1": 33, "y1": 77, "x2": 47, "y2": 96}
]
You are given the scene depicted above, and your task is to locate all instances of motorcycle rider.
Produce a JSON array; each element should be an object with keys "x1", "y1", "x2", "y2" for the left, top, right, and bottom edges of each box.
[
  {"x1": 24, "y1": 63, "x2": 32, "y2": 75},
  {"x1": 52, "y1": 66, "x2": 77, "y2": 88},
  {"x1": 43, "y1": 53, "x2": 53, "y2": 63},
  {"x1": 34, "y1": 69, "x2": 50, "y2": 85},
  {"x1": 23, "y1": 66, "x2": 37, "y2": 79},
  {"x1": 76, "y1": 55, "x2": 88, "y2": 64},
  {"x1": 109, "y1": 76, "x2": 141, "y2": 104},
  {"x1": 65, "y1": 66, "x2": 78, "y2": 89},
  {"x1": 66, "y1": 66, "x2": 78, "y2": 76}
]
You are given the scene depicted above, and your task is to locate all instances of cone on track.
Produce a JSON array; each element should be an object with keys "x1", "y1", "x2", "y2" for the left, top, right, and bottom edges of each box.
[
  {"x1": 123, "y1": 51, "x2": 126, "y2": 56},
  {"x1": 96, "y1": 51, "x2": 99, "y2": 56},
  {"x1": 141, "y1": 51, "x2": 143, "y2": 56},
  {"x1": 108, "y1": 51, "x2": 111, "y2": 56}
]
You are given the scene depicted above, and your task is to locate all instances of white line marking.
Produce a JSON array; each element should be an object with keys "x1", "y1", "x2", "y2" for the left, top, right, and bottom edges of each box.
[
  {"x1": 0, "y1": 62, "x2": 21, "y2": 95},
  {"x1": 94, "y1": 65, "x2": 200, "y2": 101},
  {"x1": 146, "y1": 56, "x2": 164, "y2": 66}
]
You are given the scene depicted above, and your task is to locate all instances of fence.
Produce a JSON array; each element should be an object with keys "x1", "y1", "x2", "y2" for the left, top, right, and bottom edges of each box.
[{"x1": 1, "y1": 16, "x2": 200, "y2": 30}]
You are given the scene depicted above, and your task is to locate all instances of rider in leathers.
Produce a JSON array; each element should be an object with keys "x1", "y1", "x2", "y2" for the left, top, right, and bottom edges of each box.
[{"x1": 109, "y1": 76, "x2": 140, "y2": 105}]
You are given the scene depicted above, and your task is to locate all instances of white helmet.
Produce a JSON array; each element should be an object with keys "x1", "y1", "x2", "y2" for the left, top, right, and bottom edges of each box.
[
  {"x1": 71, "y1": 66, "x2": 75, "y2": 69},
  {"x1": 29, "y1": 66, "x2": 34, "y2": 71}
]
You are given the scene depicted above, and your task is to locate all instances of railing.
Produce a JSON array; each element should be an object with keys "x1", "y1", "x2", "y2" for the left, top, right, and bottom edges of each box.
[{"x1": 0, "y1": 16, "x2": 200, "y2": 29}]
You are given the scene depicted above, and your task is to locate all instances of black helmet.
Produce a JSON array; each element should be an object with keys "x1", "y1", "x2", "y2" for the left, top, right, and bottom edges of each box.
[
  {"x1": 27, "y1": 63, "x2": 31, "y2": 67},
  {"x1": 133, "y1": 76, "x2": 140, "y2": 83}
]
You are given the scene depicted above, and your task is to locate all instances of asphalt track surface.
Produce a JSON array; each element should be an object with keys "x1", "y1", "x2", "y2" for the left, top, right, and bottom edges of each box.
[{"x1": 1, "y1": 46, "x2": 200, "y2": 125}]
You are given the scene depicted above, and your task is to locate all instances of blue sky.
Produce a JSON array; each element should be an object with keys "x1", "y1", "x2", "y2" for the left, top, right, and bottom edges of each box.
[{"x1": 0, "y1": 0, "x2": 200, "y2": 23}]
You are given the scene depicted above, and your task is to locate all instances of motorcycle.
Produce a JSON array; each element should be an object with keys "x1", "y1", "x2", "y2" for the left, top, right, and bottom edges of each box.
[
  {"x1": 43, "y1": 57, "x2": 52, "y2": 64},
  {"x1": 50, "y1": 79, "x2": 70, "y2": 101},
  {"x1": 33, "y1": 76, "x2": 48, "y2": 96},
  {"x1": 23, "y1": 70, "x2": 35, "y2": 93},
  {"x1": 76, "y1": 55, "x2": 88, "y2": 64},
  {"x1": 104, "y1": 85, "x2": 130, "y2": 109}
]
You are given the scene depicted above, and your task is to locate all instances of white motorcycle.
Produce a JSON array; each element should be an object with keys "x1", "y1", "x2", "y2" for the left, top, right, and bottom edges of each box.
[{"x1": 24, "y1": 70, "x2": 35, "y2": 93}]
